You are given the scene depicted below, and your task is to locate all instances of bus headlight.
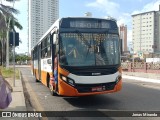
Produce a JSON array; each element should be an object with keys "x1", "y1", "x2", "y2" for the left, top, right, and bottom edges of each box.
[
  {"x1": 60, "y1": 74, "x2": 75, "y2": 87},
  {"x1": 68, "y1": 78, "x2": 75, "y2": 86},
  {"x1": 61, "y1": 76, "x2": 67, "y2": 81},
  {"x1": 115, "y1": 75, "x2": 122, "y2": 83}
]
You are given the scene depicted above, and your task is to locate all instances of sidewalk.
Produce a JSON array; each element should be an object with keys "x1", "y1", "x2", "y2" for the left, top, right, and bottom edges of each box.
[
  {"x1": 2, "y1": 77, "x2": 26, "y2": 111},
  {"x1": 122, "y1": 72, "x2": 160, "y2": 83}
]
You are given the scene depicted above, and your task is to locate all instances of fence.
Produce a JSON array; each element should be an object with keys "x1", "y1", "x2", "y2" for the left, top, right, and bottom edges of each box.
[{"x1": 121, "y1": 62, "x2": 160, "y2": 73}]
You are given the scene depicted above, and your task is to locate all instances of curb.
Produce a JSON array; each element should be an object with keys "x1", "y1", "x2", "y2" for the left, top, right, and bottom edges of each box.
[
  {"x1": 123, "y1": 75, "x2": 160, "y2": 84},
  {"x1": 21, "y1": 72, "x2": 48, "y2": 120}
]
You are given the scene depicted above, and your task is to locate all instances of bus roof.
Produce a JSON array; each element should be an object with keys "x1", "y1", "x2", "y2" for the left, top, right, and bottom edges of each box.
[{"x1": 32, "y1": 17, "x2": 118, "y2": 50}]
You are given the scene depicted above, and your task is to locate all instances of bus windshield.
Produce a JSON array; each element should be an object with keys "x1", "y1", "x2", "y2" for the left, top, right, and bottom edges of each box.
[{"x1": 59, "y1": 33, "x2": 120, "y2": 66}]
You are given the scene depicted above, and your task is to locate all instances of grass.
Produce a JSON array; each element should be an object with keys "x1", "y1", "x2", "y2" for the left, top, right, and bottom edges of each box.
[{"x1": 0, "y1": 66, "x2": 20, "y2": 79}]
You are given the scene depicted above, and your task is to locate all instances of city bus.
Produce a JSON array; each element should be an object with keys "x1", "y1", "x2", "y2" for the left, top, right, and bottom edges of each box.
[{"x1": 31, "y1": 17, "x2": 122, "y2": 96}]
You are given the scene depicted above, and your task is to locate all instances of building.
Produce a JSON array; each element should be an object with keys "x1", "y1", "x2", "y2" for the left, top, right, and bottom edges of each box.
[
  {"x1": 132, "y1": 9, "x2": 160, "y2": 56},
  {"x1": 28, "y1": 0, "x2": 59, "y2": 53},
  {"x1": 119, "y1": 24, "x2": 128, "y2": 53}
]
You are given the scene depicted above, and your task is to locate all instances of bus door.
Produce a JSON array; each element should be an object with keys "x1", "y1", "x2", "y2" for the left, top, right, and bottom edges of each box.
[
  {"x1": 38, "y1": 43, "x2": 41, "y2": 81},
  {"x1": 51, "y1": 34, "x2": 58, "y2": 91}
]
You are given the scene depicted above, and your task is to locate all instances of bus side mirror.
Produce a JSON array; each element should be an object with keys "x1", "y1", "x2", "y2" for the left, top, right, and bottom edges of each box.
[
  {"x1": 47, "y1": 59, "x2": 52, "y2": 64},
  {"x1": 54, "y1": 34, "x2": 58, "y2": 45}
]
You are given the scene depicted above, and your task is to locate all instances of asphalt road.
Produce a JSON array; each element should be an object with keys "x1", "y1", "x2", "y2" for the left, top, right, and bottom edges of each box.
[{"x1": 18, "y1": 67, "x2": 160, "y2": 120}]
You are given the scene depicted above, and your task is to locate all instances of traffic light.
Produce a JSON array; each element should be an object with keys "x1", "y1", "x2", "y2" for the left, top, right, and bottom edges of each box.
[{"x1": 9, "y1": 32, "x2": 19, "y2": 46}]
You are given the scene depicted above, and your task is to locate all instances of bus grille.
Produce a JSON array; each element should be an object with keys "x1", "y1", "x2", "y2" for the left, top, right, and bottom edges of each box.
[{"x1": 75, "y1": 82, "x2": 116, "y2": 93}]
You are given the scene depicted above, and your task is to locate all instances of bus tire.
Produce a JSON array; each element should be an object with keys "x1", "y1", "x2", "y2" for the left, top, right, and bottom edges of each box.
[
  {"x1": 35, "y1": 78, "x2": 39, "y2": 82},
  {"x1": 47, "y1": 74, "x2": 50, "y2": 88},
  {"x1": 35, "y1": 73, "x2": 39, "y2": 82}
]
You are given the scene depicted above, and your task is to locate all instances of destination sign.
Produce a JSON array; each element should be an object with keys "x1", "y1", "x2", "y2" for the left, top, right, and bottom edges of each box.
[
  {"x1": 70, "y1": 20, "x2": 110, "y2": 29},
  {"x1": 60, "y1": 18, "x2": 115, "y2": 29}
]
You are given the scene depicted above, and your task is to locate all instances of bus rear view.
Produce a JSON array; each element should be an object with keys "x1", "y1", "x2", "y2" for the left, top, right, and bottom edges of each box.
[{"x1": 57, "y1": 17, "x2": 122, "y2": 96}]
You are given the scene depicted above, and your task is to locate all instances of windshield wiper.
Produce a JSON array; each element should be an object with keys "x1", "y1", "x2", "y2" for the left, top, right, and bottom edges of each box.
[
  {"x1": 85, "y1": 39, "x2": 92, "y2": 61},
  {"x1": 75, "y1": 30, "x2": 93, "y2": 61},
  {"x1": 75, "y1": 30, "x2": 91, "y2": 47}
]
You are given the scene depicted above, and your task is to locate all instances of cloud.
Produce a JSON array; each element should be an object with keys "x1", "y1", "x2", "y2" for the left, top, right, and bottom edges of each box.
[
  {"x1": 86, "y1": 0, "x2": 132, "y2": 47},
  {"x1": 132, "y1": 0, "x2": 160, "y2": 15},
  {"x1": 86, "y1": 0, "x2": 160, "y2": 49},
  {"x1": 86, "y1": 0, "x2": 120, "y2": 17},
  {"x1": 127, "y1": 29, "x2": 132, "y2": 43},
  {"x1": 1, "y1": 0, "x2": 12, "y2": 6},
  {"x1": 117, "y1": 13, "x2": 131, "y2": 26},
  {"x1": 86, "y1": 0, "x2": 130, "y2": 26}
]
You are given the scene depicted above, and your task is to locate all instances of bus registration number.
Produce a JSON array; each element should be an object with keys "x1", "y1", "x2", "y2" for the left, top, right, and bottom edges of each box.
[{"x1": 92, "y1": 86, "x2": 104, "y2": 92}]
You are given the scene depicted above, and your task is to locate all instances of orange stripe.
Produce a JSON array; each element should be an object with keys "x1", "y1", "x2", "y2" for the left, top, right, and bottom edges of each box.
[
  {"x1": 58, "y1": 65, "x2": 69, "y2": 76},
  {"x1": 115, "y1": 79, "x2": 122, "y2": 91},
  {"x1": 34, "y1": 68, "x2": 52, "y2": 87},
  {"x1": 58, "y1": 79, "x2": 77, "y2": 96},
  {"x1": 41, "y1": 70, "x2": 53, "y2": 86}
]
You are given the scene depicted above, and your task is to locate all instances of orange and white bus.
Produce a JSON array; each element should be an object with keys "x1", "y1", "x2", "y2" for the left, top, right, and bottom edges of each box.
[{"x1": 31, "y1": 17, "x2": 122, "y2": 96}]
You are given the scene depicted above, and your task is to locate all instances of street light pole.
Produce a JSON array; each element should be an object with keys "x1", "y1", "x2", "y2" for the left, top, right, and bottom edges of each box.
[{"x1": 13, "y1": 31, "x2": 15, "y2": 87}]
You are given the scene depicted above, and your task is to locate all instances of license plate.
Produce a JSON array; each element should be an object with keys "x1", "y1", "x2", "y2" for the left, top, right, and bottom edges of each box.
[{"x1": 92, "y1": 86, "x2": 103, "y2": 92}]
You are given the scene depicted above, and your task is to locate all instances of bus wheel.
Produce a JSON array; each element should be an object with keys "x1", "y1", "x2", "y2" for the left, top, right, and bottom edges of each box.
[
  {"x1": 35, "y1": 78, "x2": 39, "y2": 82},
  {"x1": 47, "y1": 74, "x2": 50, "y2": 88},
  {"x1": 49, "y1": 84, "x2": 57, "y2": 96}
]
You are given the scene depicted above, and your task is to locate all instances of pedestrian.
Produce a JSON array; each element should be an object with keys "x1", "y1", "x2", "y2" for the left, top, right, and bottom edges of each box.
[
  {"x1": 54, "y1": 56, "x2": 58, "y2": 91},
  {"x1": 0, "y1": 69, "x2": 12, "y2": 109}
]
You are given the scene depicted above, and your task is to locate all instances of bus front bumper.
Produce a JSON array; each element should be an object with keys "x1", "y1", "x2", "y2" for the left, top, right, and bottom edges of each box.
[{"x1": 58, "y1": 79, "x2": 122, "y2": 96}]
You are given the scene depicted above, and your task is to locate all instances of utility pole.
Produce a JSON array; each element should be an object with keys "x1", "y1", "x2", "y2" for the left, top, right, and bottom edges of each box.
[{"x1": 13, "y1": 31, "x2": 15, "y2": 87}]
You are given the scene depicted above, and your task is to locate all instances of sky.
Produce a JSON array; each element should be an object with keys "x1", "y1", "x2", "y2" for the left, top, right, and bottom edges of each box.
[{"x1": 2, "y1": 0, "x2": 160, "y2": 54}]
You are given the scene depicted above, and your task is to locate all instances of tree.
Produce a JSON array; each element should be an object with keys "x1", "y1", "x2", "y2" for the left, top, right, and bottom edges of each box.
[
  {"x1": 0, "y1": 14, "x2": 22, "y2": 66},
  {"x1": 0, "y1": 0, "x2": 21, "y2": 67},
  {"x1": 0, "y1": 13, "x2": 6, "y2": 66},
  {"x1": 15, "y1": 54, "x2": 30, "y2": 64}
]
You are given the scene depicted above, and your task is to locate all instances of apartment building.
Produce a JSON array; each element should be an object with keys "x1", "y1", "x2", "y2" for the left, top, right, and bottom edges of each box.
[
  {"x1": 28, "y1": 0, "x2": 59, "y2": 53},
  {"x1": 119, "y1": 24, "x2": 128, "y2": 53},
  {"x1": 132, "y1": 10, "x2": 160, "y2": 55}
]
